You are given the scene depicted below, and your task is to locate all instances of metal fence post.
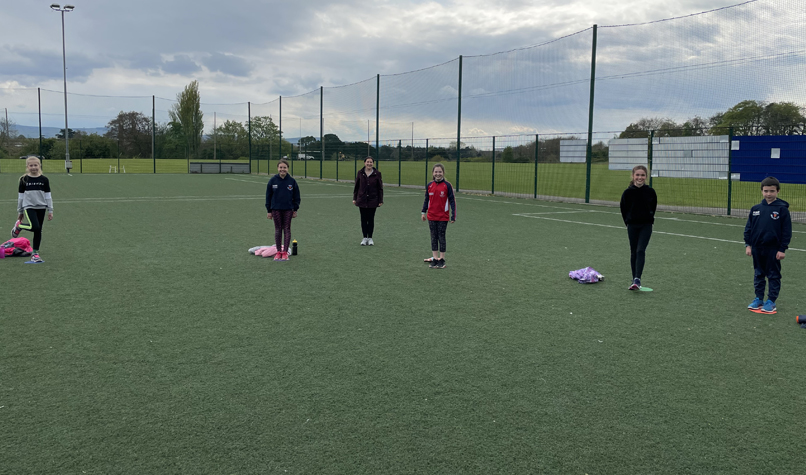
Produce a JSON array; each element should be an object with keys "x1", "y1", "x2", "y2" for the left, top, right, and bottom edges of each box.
[
  {"x1": 398, "y1": 140, "x2": 402, "y2": 186},
  {"x1": 534, "y1": 134, "x2": 539, "y2": 198},
  {"x1": 152, "y1": 95, "x2": 156, "y2": 173},
  {"x1": 727, "y1": 127, "x2": 734, "y2": 215},
  {"x1": 248, "y1": 102, "x2": 252, "y2": 174},
  {"x1": 456, "y1": 55, "x2": 463, "y2": 191},
  {"x1": 320, "y1": 86, "x2": 324, "y2": 179},
  {"x1": 376, "y1": 74, "x2": 380, "y2": 168},
  {"x1": 279, "y1": 95, "x2": 282, "y2": 165},
  {"x1": 584, "y1": 25, "x2": 598, "y2": 203},
  {"x1": 648, "y1": 130, "x2": 654, "y2": 188},
  {"x1": 425, "y1": 138, "x2": 429, "y2": 186},
  {"x1": 38, "y1": 88, "x2": 43, "y2": 158},
  {"x1": 491, "y1": 136, "x2": 496, "y2": 194}
]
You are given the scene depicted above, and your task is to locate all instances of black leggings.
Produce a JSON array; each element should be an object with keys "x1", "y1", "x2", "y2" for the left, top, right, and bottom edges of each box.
[
  {"x1": 429, "y1": 220, "x2": 448, "y2": 253},
  {"x1": 20, "y1": 208, "x2": 46, "y2": 250},
  {"x1": 359, "y1": 207, "x2": 377, "y2": 238},
  {"x1": 627, "y1": 224, "x2": 652, "y2": 280}
]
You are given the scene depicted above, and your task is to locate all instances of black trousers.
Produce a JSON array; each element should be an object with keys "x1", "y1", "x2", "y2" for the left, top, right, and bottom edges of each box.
[
  {"x1": 627, "y1": 224, "x2": 652, "y2": 280},
  {"x1": 20, "y1": 208, "x2": 46, "y2": 250},
  {"x1": 752, "y1": 246, "x2": 782, "y2": 301},
  {"x1": 359, "y1": 207, "x2": 377, "y2": 238},
  {"x1": 428, "y1": 220, "x2": 448, "y2": 253}
]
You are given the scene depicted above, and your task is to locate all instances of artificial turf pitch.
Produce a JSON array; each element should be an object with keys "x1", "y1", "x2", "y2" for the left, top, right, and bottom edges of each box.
[{"x1": 1, "y1": 173, "x2": 804, "y2": 474}]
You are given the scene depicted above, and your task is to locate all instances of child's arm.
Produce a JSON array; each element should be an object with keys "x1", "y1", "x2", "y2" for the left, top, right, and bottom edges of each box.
[
  {"x1": 378, "y1": 171, "x2": 384, "y2": 206},
  {"x1": 778, "y1": 208, "x2": 792, "y2": 259},
  {"x1": 45, "y1": 177, "x2": 53, "y2": 220},
  {"x1": 17, "y1": 177, "x2": 25, "y2": 216},
  {"x1": 292, "y1": 179, "x2": 301, "y2": 217},
  {"x1": 266, "y1": 179, "x2": 273, "y2": 219},
  {"x1": 446, "y1": 182, "x2": 456, "y2": 223},
  {"x1": 421, "y1": 184, "x2": 430, "y2": 221}
]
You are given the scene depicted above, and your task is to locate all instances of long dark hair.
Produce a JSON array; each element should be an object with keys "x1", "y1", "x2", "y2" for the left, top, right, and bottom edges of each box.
[{"x1": 630, "y1": 165, "x2": 648, "y2": 186}]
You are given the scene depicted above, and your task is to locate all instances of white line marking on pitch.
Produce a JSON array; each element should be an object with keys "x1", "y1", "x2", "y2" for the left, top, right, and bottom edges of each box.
[
  {"x1": 466, "y1": 196, "x2": 806, "y2": 234},
  {"x1": 513, "y1": 214, "x2": 806, "y2": 252}
]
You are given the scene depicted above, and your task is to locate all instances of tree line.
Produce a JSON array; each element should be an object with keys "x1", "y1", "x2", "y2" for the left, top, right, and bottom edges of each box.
[{"x1": 2, "y1": 93, "x2": 803, "y2": 162}]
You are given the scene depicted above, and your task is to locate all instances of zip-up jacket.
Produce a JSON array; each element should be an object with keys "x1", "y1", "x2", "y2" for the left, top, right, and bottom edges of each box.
[
  {"x1": 422, "y1": 179, "x2": 456, "y2": 222},
  {"x1": 265, "y1": 174, "x2": 301, "y2": 212},
  {"x1": 17, "y1": 175, "x2": 53, "y2": 213},
  {"x1": 744, "y1": 198, "x2": 791, "y2": 252},
  {"x1": 620, "y1": 184, "x2": 657, "y2": 225},
  {"x1": 353, "y1": 168, "x2": 383, "y2": 208}
]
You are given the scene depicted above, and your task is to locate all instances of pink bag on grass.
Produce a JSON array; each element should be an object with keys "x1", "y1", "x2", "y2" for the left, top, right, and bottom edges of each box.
[{"x1": 2, "y1": 237, "x2": 33, "y2": 258}]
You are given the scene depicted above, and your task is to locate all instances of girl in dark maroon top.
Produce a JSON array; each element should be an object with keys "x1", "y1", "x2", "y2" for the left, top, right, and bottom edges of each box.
[{"x1": 353, "y1": 157, "x2": 383, "y2": 246}]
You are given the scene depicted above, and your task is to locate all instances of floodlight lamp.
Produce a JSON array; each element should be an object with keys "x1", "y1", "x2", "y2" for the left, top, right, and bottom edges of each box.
[
  {"x1": 64, "y1": 5, "x2": 75, "y2": 10},
  {"x1": 50, "y1": 4, "x2": 61, "y2": 10}
]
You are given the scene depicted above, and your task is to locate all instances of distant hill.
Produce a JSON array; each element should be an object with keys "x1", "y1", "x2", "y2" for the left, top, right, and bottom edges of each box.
[{"x1": 13, "y1": 125, "x2": 108, "y2": 139}]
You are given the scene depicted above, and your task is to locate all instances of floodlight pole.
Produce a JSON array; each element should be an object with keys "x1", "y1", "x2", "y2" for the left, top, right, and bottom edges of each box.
[{"x1": 51, "y1": 4, "x2": 75, "y2": 170}]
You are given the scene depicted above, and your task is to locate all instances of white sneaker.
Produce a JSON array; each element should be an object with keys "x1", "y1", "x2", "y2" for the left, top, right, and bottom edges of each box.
[
  {"x1": 368, "y1": 238, "x2": 374, "y2": 246},
  {"x1": 360, "y1": 238, "x2": 368, "y2": 246}
]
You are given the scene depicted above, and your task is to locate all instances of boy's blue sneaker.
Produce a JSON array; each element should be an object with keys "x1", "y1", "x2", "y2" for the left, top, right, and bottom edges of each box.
[
  {"x1": 759, "y1": 300, "x2": 777, "y2": 314},
  {"x1": 747, "y1": 298, "x2": 763, "y2": 310}
]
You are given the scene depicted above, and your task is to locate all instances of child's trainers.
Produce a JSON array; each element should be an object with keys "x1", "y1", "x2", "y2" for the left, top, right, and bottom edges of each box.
[
  {"x1": 30, "y1": 253, "x2": 43, "y2": 263},
  {"x1": 273, "y1": 252, "x2": 283, "y2": 261},
  {"x1": 436, "y1": 259, "x2": 446, "y2": 269},
  {"x1": 628, "y1": 278, "x2": 640, "y2": 291},
  {"x1": 747, "y1": 297, "x2": 763, "y2": 310},
  {"x1": 11, "y1": 220, "x2": 21, "y2": 238},
  {"x1": 429, "y1": 259, "x2": 439, "y2": 269},
  {"x1": 759, "y1": 300, "x2": 777, "y2": 314},
  {"x1": 279, "y1": 252, "x2": 289, "y2": 261}
]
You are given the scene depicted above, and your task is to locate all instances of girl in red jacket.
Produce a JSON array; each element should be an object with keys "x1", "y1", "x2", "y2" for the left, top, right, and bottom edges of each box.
[{"x1": 421, "y1": 163, "x2": 456, "y2": 269}]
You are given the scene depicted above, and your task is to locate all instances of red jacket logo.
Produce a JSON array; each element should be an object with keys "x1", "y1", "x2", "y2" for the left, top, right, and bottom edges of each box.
[{"x1": 439, "y1": 191, "x2": 445, "y2": 197}]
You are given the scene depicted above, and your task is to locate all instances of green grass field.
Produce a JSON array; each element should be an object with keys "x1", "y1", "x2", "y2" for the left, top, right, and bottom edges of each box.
[
  {"x1": 4, "y1": 158, "x2": 805, "y2": 216},
  {"x1": 1, "y1": 174, "x2": 804, "y2": 474}
]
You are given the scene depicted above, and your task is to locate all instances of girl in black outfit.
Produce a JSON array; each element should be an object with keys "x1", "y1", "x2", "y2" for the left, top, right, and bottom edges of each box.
[
  {"x1": 353, "y1": 157, "x2": 383, "y2": 245},
  {"x1": 620, "y1": 165, "x2": 657, "y2": 290}
]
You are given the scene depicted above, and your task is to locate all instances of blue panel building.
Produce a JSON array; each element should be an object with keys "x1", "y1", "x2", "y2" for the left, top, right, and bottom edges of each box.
[{"x1": 731, "y1": 135, "x2": 806, "y2": 184}]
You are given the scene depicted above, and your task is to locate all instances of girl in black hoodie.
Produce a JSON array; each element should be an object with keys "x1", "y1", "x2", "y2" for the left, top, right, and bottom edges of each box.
[{"x1": 620, "y1": 165, "x2": 657, "y2": 290}]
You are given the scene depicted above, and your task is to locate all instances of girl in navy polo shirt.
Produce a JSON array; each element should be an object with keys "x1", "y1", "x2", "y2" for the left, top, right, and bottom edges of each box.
[
  {"x1": 266, "y1": 160, "x2": 300, "y2": 261},
  {"x1": 421, "y1": 163, "x2": 456, "y2": 269}
]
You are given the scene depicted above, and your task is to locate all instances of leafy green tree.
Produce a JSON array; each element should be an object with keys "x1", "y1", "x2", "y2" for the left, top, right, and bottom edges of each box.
[
  {"x1": 250, "y1": 116, "x2": 279, "y2": 143},
  {"x1": 169, "y1": 80, "x2": 204, "y2": 159},
  {"x1": 56, "y1": 128, "x2": 77, "y2": 139},
  {"x1": 105, "y1": 111, "x2": 152, "y2": 158},
  {"x1": 501, "y1": 146, "x2": 515, "y2": 163},
  {"x1": 214, "y1": 120, "x2": 248, "y2": 160}
]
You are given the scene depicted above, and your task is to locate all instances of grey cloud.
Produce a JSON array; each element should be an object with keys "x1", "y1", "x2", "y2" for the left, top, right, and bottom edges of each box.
[
  {"x1": 162, "y1": 54, "x2": 203, "y2": 75},
  {"x1": 0, "y1": 45, "x2": 105, "y2": 85},
  {"x1": 202, "y1": 53, "x2": 252, "y2": 77}
]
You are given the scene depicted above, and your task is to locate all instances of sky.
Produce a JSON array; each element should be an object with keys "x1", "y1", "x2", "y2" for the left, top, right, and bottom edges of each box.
[{"x1": 1, "y1": 0, "x2": 804, "y2": 140}]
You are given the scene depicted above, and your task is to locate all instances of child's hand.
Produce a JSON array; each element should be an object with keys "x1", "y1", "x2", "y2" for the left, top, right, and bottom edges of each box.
[
  {"x1": 268, "y1": 213, "x2": 273, "y2": 220},
  {"x1": 776, "y1": 251, "x2": 786, "y2": 260},
  {"x1": 292, "y1": 211, "x2": 297, "y2": 218},
  {"x1": 47, "y1": 212, "x2": 53, "y2": 221},
  {"x1": 745, "y1": 246, "x2": 752, "y2": 256},
  {"x1": 421, "y1": 214, "x2": 426, "y2": 222},
  {"x1": 450, "y1": 220, "x2": 455, "y2": 224}
]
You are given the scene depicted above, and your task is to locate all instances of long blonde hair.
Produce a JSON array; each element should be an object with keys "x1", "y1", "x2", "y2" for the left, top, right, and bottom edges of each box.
[{"x1": 21, "y1": 155, "x2": 42, "y2": 183}]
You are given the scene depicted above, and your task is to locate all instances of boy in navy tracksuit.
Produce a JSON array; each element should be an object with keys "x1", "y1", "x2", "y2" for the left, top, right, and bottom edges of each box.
[{"x1": 744, "y1": 176, "x2": 791, "y2": 314}]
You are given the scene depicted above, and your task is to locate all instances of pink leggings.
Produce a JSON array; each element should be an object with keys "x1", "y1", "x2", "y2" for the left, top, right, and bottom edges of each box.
[{"x1": 271, "y1": 210, "x2": 293, "y2": 252}]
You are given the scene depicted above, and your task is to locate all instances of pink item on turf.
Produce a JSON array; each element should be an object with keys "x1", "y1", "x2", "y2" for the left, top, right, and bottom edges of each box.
[
  {"x1": 2, "y1": 237, "x2": 33, "y2": 257},
  {"x1": 259, "y1": 245, "x2": 278, "y2": 257}
]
